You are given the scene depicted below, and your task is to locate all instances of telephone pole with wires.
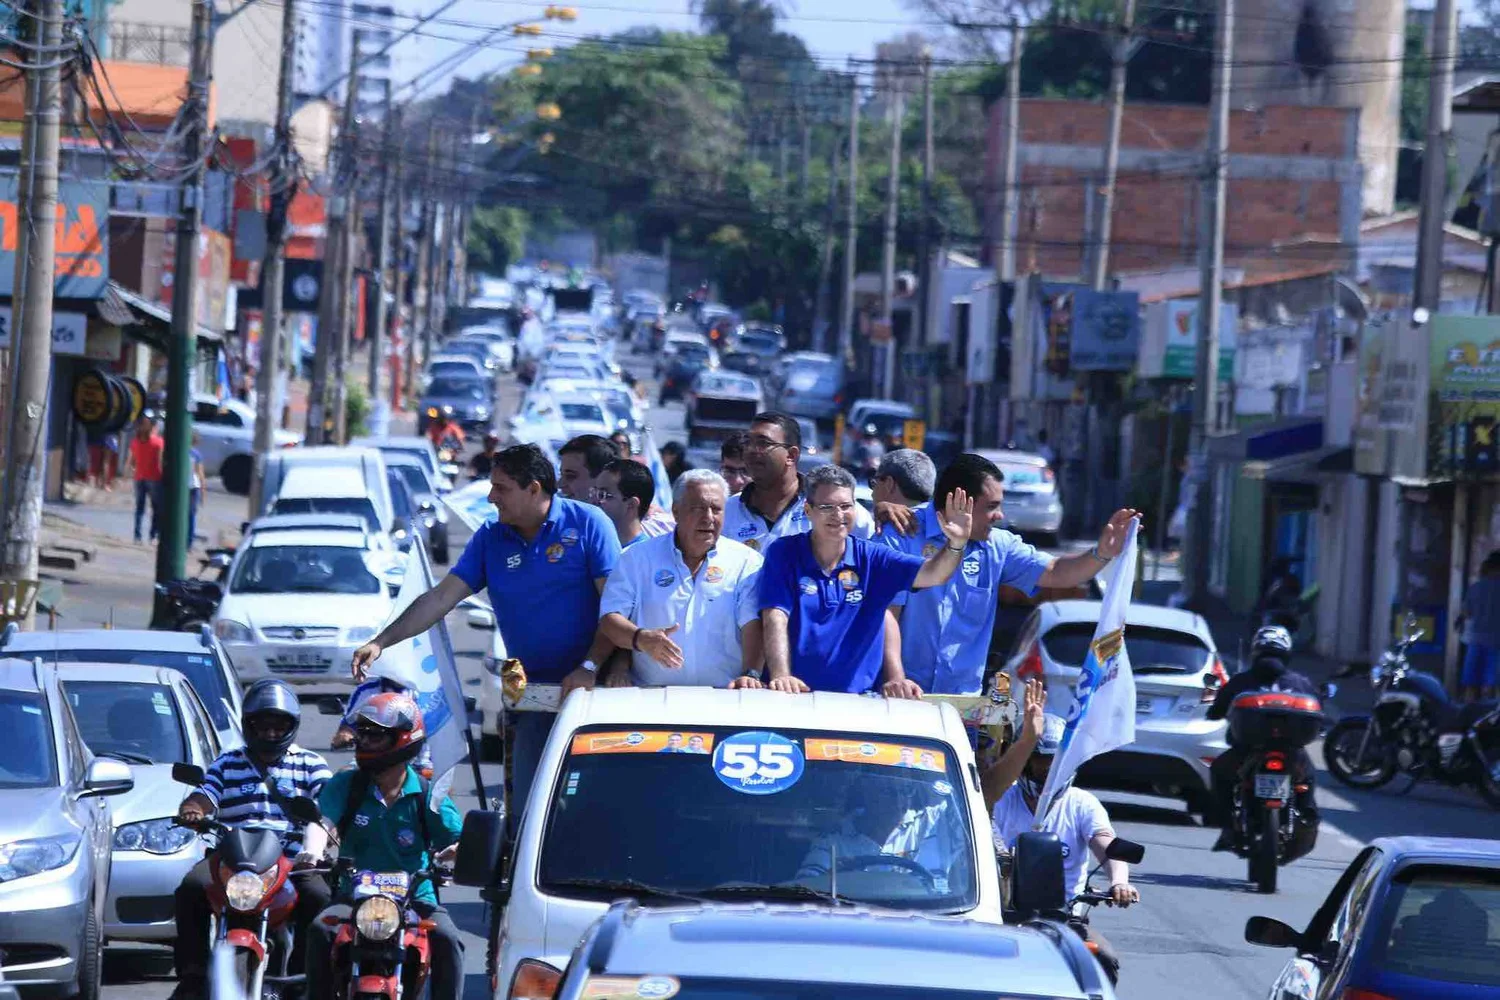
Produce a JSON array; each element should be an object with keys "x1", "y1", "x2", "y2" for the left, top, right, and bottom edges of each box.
[
  {"x1": 330, "y1": 45, "x2": 362, "y2": 444},
  {"x1": 152, "y1": 0, "x2": 214, "y2": 625},
  {"x1": 0, "y1": 0, "x2": 68, "y2": 629},
  {"x1": 370, "y1": 78, "x2": 394, "y2": 401},
  {"x1": 838, "y1": 66, "x2": 859, "y2": 368},
  {"x1": 249, "y1": 0, "x2": 298, "y2": 514}
]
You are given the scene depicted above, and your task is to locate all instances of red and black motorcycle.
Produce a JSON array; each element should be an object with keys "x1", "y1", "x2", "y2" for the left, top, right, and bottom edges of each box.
[{"x1": 326, "y1": 863, "x2": 446, "y2": 1000}]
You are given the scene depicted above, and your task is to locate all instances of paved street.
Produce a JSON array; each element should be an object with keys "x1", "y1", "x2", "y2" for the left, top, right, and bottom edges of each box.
[{"x1": 69, "y1": 358, "x2": 1500, "y2": 1000}]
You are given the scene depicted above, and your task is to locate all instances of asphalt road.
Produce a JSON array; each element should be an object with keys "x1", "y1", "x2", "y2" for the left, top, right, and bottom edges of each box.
[{"x1": 95, "y1": 344, "x2": 1500, "y2": 1000}]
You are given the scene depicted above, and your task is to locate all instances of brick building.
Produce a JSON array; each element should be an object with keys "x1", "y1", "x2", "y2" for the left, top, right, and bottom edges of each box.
[{"x1": 985, "y1": 99, "x2": 1365, "y2": 281}]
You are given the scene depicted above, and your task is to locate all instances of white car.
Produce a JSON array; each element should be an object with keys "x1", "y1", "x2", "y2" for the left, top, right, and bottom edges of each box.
[
  {"x1": 464, "y1": 604, "x2": 510, "y2": 758},
  {"x1": 454, "y1": 329, "x2": 516, "y2": 373},
  {"x1": 1000, "y1": 600, "x2": 1229, "y2": 813},
  {"x1": 974, "y1": 449, "x2": 1064, "y2": 544},
  {"x1": 191, "y1": 395, "x2": 300, "y2": 495},
  {"x1": 213, "y1": 527, "x2": 398, "y2": 686}
]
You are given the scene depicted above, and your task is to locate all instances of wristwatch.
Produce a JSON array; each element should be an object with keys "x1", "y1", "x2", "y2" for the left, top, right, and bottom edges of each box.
[
  {"x1": 581, "y1": 659, "x2": 599, "y2": 674},
  {"x1": 1088, "y1": 545, "x2": 1112, "y2": 565}
]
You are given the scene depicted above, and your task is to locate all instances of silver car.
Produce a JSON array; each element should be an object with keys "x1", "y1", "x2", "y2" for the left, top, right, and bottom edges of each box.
[
  {"x1": 976, "y1": 448, "x2": 1064, "y2": 545},
  {"x1": 57, "y1": 663, "x2": 228, "y2": 944},
  {"x1": 0, "y1": 658, "x2": 133, "y2": 1000},
  {"x1": 554, "y1": 902, "x2": 1116, "y2": 1000}
]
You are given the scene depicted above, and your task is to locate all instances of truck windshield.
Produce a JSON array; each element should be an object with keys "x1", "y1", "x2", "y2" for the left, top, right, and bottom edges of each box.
[
  {"x1": 579, "y1": 978, "x2": 1067, "y2": 1000},
  {"x1": 539, "y1": 726, "x2": 977, "y2": 911}
]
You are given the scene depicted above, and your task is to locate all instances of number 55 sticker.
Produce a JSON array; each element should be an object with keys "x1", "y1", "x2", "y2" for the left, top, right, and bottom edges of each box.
[{"x1": 712, "y1": 731, "x2": 805, "y2": 795}]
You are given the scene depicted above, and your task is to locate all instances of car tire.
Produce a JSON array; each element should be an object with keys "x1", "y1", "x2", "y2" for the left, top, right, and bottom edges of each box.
[
  {"x1": 220, "y1": 454, "x2": 252, "y2": 496},
  {"x1": 73, "y1": 897, "x2": 102, "y2": 1000}
]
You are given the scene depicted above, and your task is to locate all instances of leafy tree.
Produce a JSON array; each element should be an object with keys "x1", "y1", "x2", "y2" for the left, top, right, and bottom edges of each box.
[{"x1": 466, "y1": 205, "x2": 529, "y2": 276}]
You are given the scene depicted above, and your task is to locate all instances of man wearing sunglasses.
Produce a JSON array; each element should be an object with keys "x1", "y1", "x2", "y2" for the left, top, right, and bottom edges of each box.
[{"x1": 758, "y1": 464, "x2": 974, "y2": 696}]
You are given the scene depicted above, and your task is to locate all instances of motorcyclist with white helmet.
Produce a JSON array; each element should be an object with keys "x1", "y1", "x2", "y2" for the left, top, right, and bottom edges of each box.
[{"x1": 984, "y1": 679, "x2": 1136, "y2": 982}]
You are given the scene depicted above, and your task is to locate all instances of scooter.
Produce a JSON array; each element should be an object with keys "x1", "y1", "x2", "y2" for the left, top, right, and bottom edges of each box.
[
  {"x1": 325, "y1": 862, "x2": 448, "y2": 1000},
  {"x1": 1224, "y1": 690, "x2": 1325, "y2": 893},
  {"x1": 171, "y1": 763, "x2": 325, "y2": 1000}
]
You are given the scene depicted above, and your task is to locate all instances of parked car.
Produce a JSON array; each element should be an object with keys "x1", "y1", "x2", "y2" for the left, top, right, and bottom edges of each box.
[
  {"x1": 0, "y1": 626, "x2": 244, "y2": 750},
  {"x1": 418, "y1": 376, "x2": 493, "y2": 434},
  {"x1": 191, "y1": 394, "x2": 300, "y2": 496},
  {"x1": 974, "y1": 449, "x2": 1064, "y2": 545},
  {"x1": 0, "y1": 658, "x2": 133, "y2": 1000},
  {"x1": 1247, "y1": 836, "x2": 1500, "y2": 1000},
  {"x1": 57, "y1": 663, "x2": 226, "y2": 943},
  {"x1": 999, "y1": 600, "x2": 1229, "y2": 814},
  {"x1": 213, "y1": 526, "x2": 397, "y2": 686},
  {"x1": 383, "y1": 451, "x2": 451, "y2": 563},
  {"x1": 772, "y1": 351, "x2": 845, "y2": 423}
]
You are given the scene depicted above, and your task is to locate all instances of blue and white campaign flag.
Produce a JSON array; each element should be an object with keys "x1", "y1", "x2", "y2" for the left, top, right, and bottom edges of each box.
[
  {"x1": 375, "y1": 543, "x2": 470, "y2": 806},
  {"x1": 642, "y1": 428, "x2": 673, "y2": 509},
  {"x1": 442, "y1": 478, "x2": 496, "y2": 532},
  {"x1": 1033, "y1": 517, "x2": 1140, "y2": 826}
]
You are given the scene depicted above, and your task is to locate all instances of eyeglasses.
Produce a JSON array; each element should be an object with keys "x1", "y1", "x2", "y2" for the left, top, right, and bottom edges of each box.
[
  {"x1": 591, "y1": 489, "x2": 618, "y2": 502},
  {"x1": 811, "y1": 503, "x2": 856, "y2": 516},
  {"x1": 745, "y1": 435, "x2": 788, "y2": 452}
]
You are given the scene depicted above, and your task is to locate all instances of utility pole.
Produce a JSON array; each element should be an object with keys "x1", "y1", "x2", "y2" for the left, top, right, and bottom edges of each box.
[
  {"x1": 838, "y1": 69, "x2": 860, "y2": 367},
  {"x1": 370, "y1": 78, "x2": 394, "y2": 400},
  {"x1": 1185, "y1": 0, "x2": 1233, "y2": 606},
  {"x1": 0, "y1": 0, "x2": 64, "y2": 629},
  {"x1": 1090, "y1": 0, "x2": 1134, "y2": 290},
  {"x1": 330, "y1": 32, "x2": 362, "y2": 444},
  {"x1": 1414, "y1": 0, "x2": 1457, "y2": 311},
  {"x1": 392, "y1": 125, "x2": 410, "y2": 411},
  {"x1": 414, "y1": 125, "x2": 438, "y2": 373},
  {"x1": 249, "y1": 0, "x2": 297, "y2": 514},
  {"x1": 880, "y1": 88, "x2": 904, "y2": 400},
  {"x1": 917, "y1": 49, "x2": 934, "y2": 349},
  {"x1": 813, "y1": 131, "x2": 841, "y2": 353},
  {"x1": 153, "y1": 0, "x2": 213, "y2": 621},
  {"x1": 997, "y1": 24, "x2": 1024, "y2": 282}
]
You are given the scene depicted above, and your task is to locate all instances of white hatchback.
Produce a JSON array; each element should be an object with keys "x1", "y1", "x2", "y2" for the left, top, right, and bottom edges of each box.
[{"x1": 1000, "y1": 600, "x2": 1229, "y2": 812}]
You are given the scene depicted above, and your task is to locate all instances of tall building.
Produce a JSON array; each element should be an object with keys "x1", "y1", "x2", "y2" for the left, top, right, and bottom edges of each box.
[
  {"x1": 295, "y1": 0, "x2": 351, "y2": 104},
  {"x1": 351, "y1": 4, "x2": 398, "y2": 118},
  {"x1": 1231, "y1": 0, "x2": 1407, "y2": 218}
]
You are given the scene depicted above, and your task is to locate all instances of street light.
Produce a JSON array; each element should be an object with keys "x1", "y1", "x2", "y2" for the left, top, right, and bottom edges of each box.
[{"x1": 514, "y1": 62, "x2": 543, "y2": 77}]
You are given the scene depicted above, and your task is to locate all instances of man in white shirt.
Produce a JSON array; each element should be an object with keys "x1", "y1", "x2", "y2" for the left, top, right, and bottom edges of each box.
[
  {"x1": 985, "y1": 684, "x2": 1138, "y2": 982},
  {"x1": 596, "y1": 469, "x2": 765, "y2": 688}
]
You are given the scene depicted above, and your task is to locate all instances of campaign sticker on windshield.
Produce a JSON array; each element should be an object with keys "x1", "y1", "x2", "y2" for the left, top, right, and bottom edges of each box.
[
  {"x1": 570, "y1": 731, "x2": 715, "y2": 755},
  {"x1": 581, "y1": 976, "x2": 680, "y2": 1000},
  {"x1": 712, "y1": 730, "x2": 804, "y2": 795},
  {"x1": 803, "y1": 739, "x2": 946, "y2": 773},
  {"x1": 352, "y1": 871, "x2": 410, "y2": 898}
]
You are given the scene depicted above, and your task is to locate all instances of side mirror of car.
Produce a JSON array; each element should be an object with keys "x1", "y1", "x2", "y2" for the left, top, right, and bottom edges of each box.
[
  {"x1": 82, "y1": 757, "x2": 135, "y2": 798},
  {"x1": 454, "y1": 809, "x2": 507, "y2": 890},
  {"x1": 1244, "y1": 915, "x2": 1303, "y2": 950},
  {"x1": 208, "y1": 552, "x2": 232, "y2": 571},
  {"x1": 172, "y1": 762, "x2": 206, "y2": 787},
  {"x1": 1009, "y1": 831, "x2": 1067, "y2": 920},
  {"x1": 467, "y1": 608, "x2": 496, "y2": 631},
  {"x1": 1103, "y1": 837, "x2": 1145, "y2": 865}
]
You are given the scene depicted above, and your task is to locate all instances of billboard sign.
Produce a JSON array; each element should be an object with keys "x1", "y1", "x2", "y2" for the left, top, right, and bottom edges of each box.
[
  {"x1": 1428, "y1": 315, "x2": 1500, "y2": 478},
  {"x1": 0, "y1": 177, "x2": 108, "y2": 299}
]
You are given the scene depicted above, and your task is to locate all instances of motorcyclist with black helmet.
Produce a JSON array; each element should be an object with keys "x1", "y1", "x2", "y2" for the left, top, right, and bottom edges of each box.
[
  {"x1": 1206, "y1": 625, "x2": 1320, "y2": 851},
  {"x1": 305, "y1": 693, "x2": 464, "y2": 1000},
  {"x1": 171, "y1": 679, "x2": 333, "y2": 1000}
]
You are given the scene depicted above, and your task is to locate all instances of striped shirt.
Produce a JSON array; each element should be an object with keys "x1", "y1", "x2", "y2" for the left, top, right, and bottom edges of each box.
[
  {"x1": 196, "y1": 745, "x2": 332, "y2": 856},
  {"x1": 641, "y1": 507, "x2": 675, "y2": 538}
]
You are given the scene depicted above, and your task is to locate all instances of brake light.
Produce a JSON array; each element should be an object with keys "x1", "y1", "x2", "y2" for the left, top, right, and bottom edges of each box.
[
  {"x1": 1042, "y1": 467, "x2": 1055, "y2": 483},
  {"x1": 1202, "y1": 654, "x2": 1229, "y2": 703},
  {"x1": 1017, "y1": 643, "x2": 1045, "y2": 681},
  {"x1": 1263, "y1": 753, "x2": 1287, "y2": 772},
  {"x1": 509, "y1": 960, "x2": 562, "y2": 1000},
  {"x1": 1339, "y1": 990, "x2": 1396, "y2": 1000}
]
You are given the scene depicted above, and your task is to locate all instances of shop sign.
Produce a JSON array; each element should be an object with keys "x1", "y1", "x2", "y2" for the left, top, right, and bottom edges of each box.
[
  {"x1": 0, "y1": 178, "x2": 109, "y2": 299},
  {"x1": 1428, "y1": 315, "x2": 1500, "y2": 478},
  {"x1": 0, "y1": 307, "x2": 88, "y2": 355}
]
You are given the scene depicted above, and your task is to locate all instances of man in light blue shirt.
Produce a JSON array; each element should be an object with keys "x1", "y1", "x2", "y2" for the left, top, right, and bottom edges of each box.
[{"x1": 884, "y1": 453, "x2": 1139, "y2": 694}]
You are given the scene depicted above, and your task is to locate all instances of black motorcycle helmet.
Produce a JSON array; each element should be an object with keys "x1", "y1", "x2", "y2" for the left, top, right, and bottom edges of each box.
[{"x1": 241, "y1": 679, "x2": 301, "y2": 760}]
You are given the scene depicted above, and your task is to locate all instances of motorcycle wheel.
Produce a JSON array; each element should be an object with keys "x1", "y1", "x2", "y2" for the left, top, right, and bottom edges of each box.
[
  {"x1": 1324, "y1": 718, "x2": 1397, "y2": 789},
  {"x1": 1249, "y1": 807, "x2": 1279, "y2": 894}
]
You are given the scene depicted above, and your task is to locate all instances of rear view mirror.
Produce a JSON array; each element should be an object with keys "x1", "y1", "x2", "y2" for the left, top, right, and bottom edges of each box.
[
  {"x1": 1245, "y1": 915, "x2": 1302, "y2": 949},
  {"x1": 1010, "y1": 831, "x2": 1067, "y2": 920},
  {"x1": 1104, "y1": 838, "x2": 1145, "y2": 865},
  {"x1": 172, "y1": 762, "x2": 206, "y2": 787},
  {"x1": 286, "y1": 796, "x2": 322, "y2": 825},
  {"x1": 454, "y1": 809, "x2": 507, "y2": 888},
  {"x1": 82, "y1": 758, "x2": 135, "y2": 798}
]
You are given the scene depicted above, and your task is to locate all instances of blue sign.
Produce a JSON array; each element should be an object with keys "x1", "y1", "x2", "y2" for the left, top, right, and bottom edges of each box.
[
  {"x1": 711, "y1": 731, "x2": 804, "y2": 795},
  {"x1": 1069, "y1": 289, "x2": 1140, "y2": 372}
]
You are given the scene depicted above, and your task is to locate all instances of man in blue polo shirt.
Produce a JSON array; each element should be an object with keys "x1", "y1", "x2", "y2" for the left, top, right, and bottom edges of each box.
[
  {"x1": 884, "y1": 453, "x2": 1140, "y2": 694},
  {"x1": 351, "y1": 443, "x2": 619, "y2": 831},
  {"x1": 759, "y1": 464, "x2": 974, "y2": 695}
]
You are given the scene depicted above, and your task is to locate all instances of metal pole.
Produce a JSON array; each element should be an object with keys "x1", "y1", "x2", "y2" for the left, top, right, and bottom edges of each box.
[
  {"x1": 1414, "y1": 0, "x2": 1457, "y2": 312},
  {"x1": 330, "y1": 32, "x2": 361, "y2": 444},
  {"x1": 918, "y1": 49, "x2": 934, "y2": 349},
  {"x1": 414, "y1": 124, "x2": 437, "y2": 374},
  {"x1": 880, "y1": 88, "x2": 903, "y2": 399},
  {"x1": 249, "y1": 0, "x2": 297, "y2": 515},
  {"x1": 370, "y1": 78, "x2": 394, "y2": 400},
  {"x1": 154, "y1": 0, "x2": 213, "y2": 618},
  {"x1": 838, "y1": 68, "x2": 860, "y2": 367},
  {"x1": 1091, "y1": 0, "x2": 1134, "y2": 290},
  {"x1": 0, "y1": 0, "x2": 63, "y2": 629},
  {"x1": 998, "y1": 25, "x2": 1023, "y2": 283},
  {"x1": 392, "y1": 120, "x2": 410, "y2": 412},
  {"x1": 1186, "y1": 0, "x2": 1232, "y2": 605}
]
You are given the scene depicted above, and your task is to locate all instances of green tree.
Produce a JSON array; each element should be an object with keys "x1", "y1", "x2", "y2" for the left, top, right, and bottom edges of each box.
[{"x1": 466, "y1": 205, "x2": 529, "y2": 276}]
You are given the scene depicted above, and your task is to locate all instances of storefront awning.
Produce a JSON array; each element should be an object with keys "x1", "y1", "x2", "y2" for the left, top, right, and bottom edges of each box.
[
  {"x1": 1244, "y1": 445, "x2": 1353, "y2": 482},
  {"x1": 105, "y1": 281, "x2": 223, "y2": 349}
]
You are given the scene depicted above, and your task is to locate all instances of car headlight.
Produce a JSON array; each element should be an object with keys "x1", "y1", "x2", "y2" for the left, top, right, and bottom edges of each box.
[
  {"x1": 355, "y1": 895, "x2": 402, "y2": 941},
  {"x1": 215, "y1": 619, "x2": 253, "y2": 642},
  {"x1": 224, "y1": 871, "x2": 268, "y2": 911},
  {"x1": 422, "y1": 515, "x2": 437, "y2": 529},
  {"x1": 346, "y1": 626, "x2": 378, "y2": 643},
  {"x1": 0, "y1": 833, "x2": 81, "y2": 883},
  {"x1": 114, "y1": 818, "x2": 196, "y2": 855},
  {"x1": 474, "y1": 406, "x2": 490, "y2": 417}
]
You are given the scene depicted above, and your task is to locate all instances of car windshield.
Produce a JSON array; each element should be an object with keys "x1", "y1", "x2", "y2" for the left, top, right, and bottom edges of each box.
[
  {"x1": 430, "y1": 362, "x2": 477, "y2": 376},
  {"x1": 271, "y1": 497, "x2": 380, "y2": 531},
  {"x1": 577, "y1": 978, "x2": 1059, "y2": 1000},
  {"x1": 64, "y1": 680, "x2": 185, "y2": 765},
  {"x1": 387, "y1": 477, "x2": 412, "y2": 518},
  {"x1": 45, "y1": 648, "x2": 234, "y2": 732},
  {"x1": 677, "y1": 346, "x2": 711, "y2": 363},
  {"x1": 230, "y1": 544, "x2": 383, "y2": 595},
  {"x1": 561, "y1": 402, "x2": 605, "y2": 423},
  {"x1": 1042, "y1": 623, "x2": 1209, "y2": 674},
  {"x1": 736, "y1": 332, "x2": 781, "y2": 353},
  {"x1": 0, "y1": 691, "x2": 57, "y2": 788},
  {"x1": 1376, "y1": 866, "x2": 1500, "y2": 986},
  {"x1": 395, "y1": 465, "x2": 430, "y2": 498},
  {"x1": 861, "y1": 411, "x2": 912, "y2": 439},
  {"x1": 539, "y1": 726, "x2": 976, "y2": 911},
  {"x1": 786, "y1": 360, "x2": 837, "y2": 391},
  {"x1": 999, "y1": 462, "x2": 1052, "y2": 490},
  {"x1": 427, "y1": 379, "x2": 486, "y2": 400}
]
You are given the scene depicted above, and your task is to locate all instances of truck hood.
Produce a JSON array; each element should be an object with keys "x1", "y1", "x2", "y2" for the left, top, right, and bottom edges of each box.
[{"x1": 218, "y1": 592, "x2": 393, "y2": 630}]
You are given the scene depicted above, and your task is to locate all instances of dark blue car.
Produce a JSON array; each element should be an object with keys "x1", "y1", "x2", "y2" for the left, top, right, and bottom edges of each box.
[{"x1": 1247, "y1": 836, "x2": 1500, "y2": 999}]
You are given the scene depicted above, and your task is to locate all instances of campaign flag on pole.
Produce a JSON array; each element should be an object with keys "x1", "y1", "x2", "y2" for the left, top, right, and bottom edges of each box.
[
  {"x1": 375, "y1": 543, "x2": 470, "y2": 807},
  {"x1": 1033, "y1": 518, "x2": 1140, "y2": 826}
]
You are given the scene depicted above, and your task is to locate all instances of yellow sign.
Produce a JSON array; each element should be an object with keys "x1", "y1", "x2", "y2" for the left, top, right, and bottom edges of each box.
[
  {"x1": 831, "y1": 413, "x2": 845, "y2": 465},
  {"x1": 902, "y1": 419, "x2": 926, "y2": 451}
]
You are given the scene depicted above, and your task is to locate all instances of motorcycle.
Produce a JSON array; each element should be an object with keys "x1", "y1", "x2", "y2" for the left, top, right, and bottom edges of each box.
[
  {"x1": 1059, "y1": 839, "x2": 1145, "y2": 987},
  {"x1": 1323, "y1": 624, "x2": 1500, "y2": 807},
  {"x1": 171, "y1": 763, "x2": 325, "y2": 1000},
  {"x1": 1224, "y1": 690, "x2": 1325, "y2": 894},
  {"x1": 154, "y1": 549, "x2": 235, "y2": 632},
  {"x1": 325, "y1": 863, "x2": 448, "y2": 1000}
]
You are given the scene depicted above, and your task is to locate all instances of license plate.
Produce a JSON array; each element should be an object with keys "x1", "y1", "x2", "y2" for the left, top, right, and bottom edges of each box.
[
  {"x1": 1254, "y1": 774, "x2": 1291, "y2": 799},
  {"x1": 269, "y1": 650, "x2": 332, "y2": 672},
  {"x1": 1135, "y1": 696, "x2": 1155, "y2": 715}
]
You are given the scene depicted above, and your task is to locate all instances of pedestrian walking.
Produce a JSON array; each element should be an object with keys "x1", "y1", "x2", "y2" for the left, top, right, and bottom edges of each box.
[{"x1": 123, "y1": 415, "x2": 164, "y2": 543}]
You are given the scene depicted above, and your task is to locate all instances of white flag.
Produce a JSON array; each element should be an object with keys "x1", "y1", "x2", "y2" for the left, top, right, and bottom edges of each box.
[
  {"x1": 1033, "y1": 518, "x2": 1140, "y2": 826},
  {"x1": 375, "y1": 543, "x2": 471, "y2": 801}
]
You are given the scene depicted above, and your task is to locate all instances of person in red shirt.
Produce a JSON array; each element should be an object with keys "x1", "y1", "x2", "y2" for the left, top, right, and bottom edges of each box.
[{"x1": 124, "y1": 415, "x2": 164, "y2": 543}]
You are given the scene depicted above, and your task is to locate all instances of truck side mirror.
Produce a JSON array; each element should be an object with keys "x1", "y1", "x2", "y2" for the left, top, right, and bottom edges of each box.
[
  {"x1": 1009, "y1": 831, "x2": 1067, "y2": 920},
  {"x1": 454, "y1": 809, "x2": 507, "y2": 891}
]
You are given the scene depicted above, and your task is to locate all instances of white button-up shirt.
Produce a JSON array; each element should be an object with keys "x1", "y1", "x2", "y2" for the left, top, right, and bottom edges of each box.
[
  {"x1": 600, "y1": 531, "x2": 764, "y2": 687},
  {"x1": 721, "y1": 475, "x2": 875, "y2": 553}
]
